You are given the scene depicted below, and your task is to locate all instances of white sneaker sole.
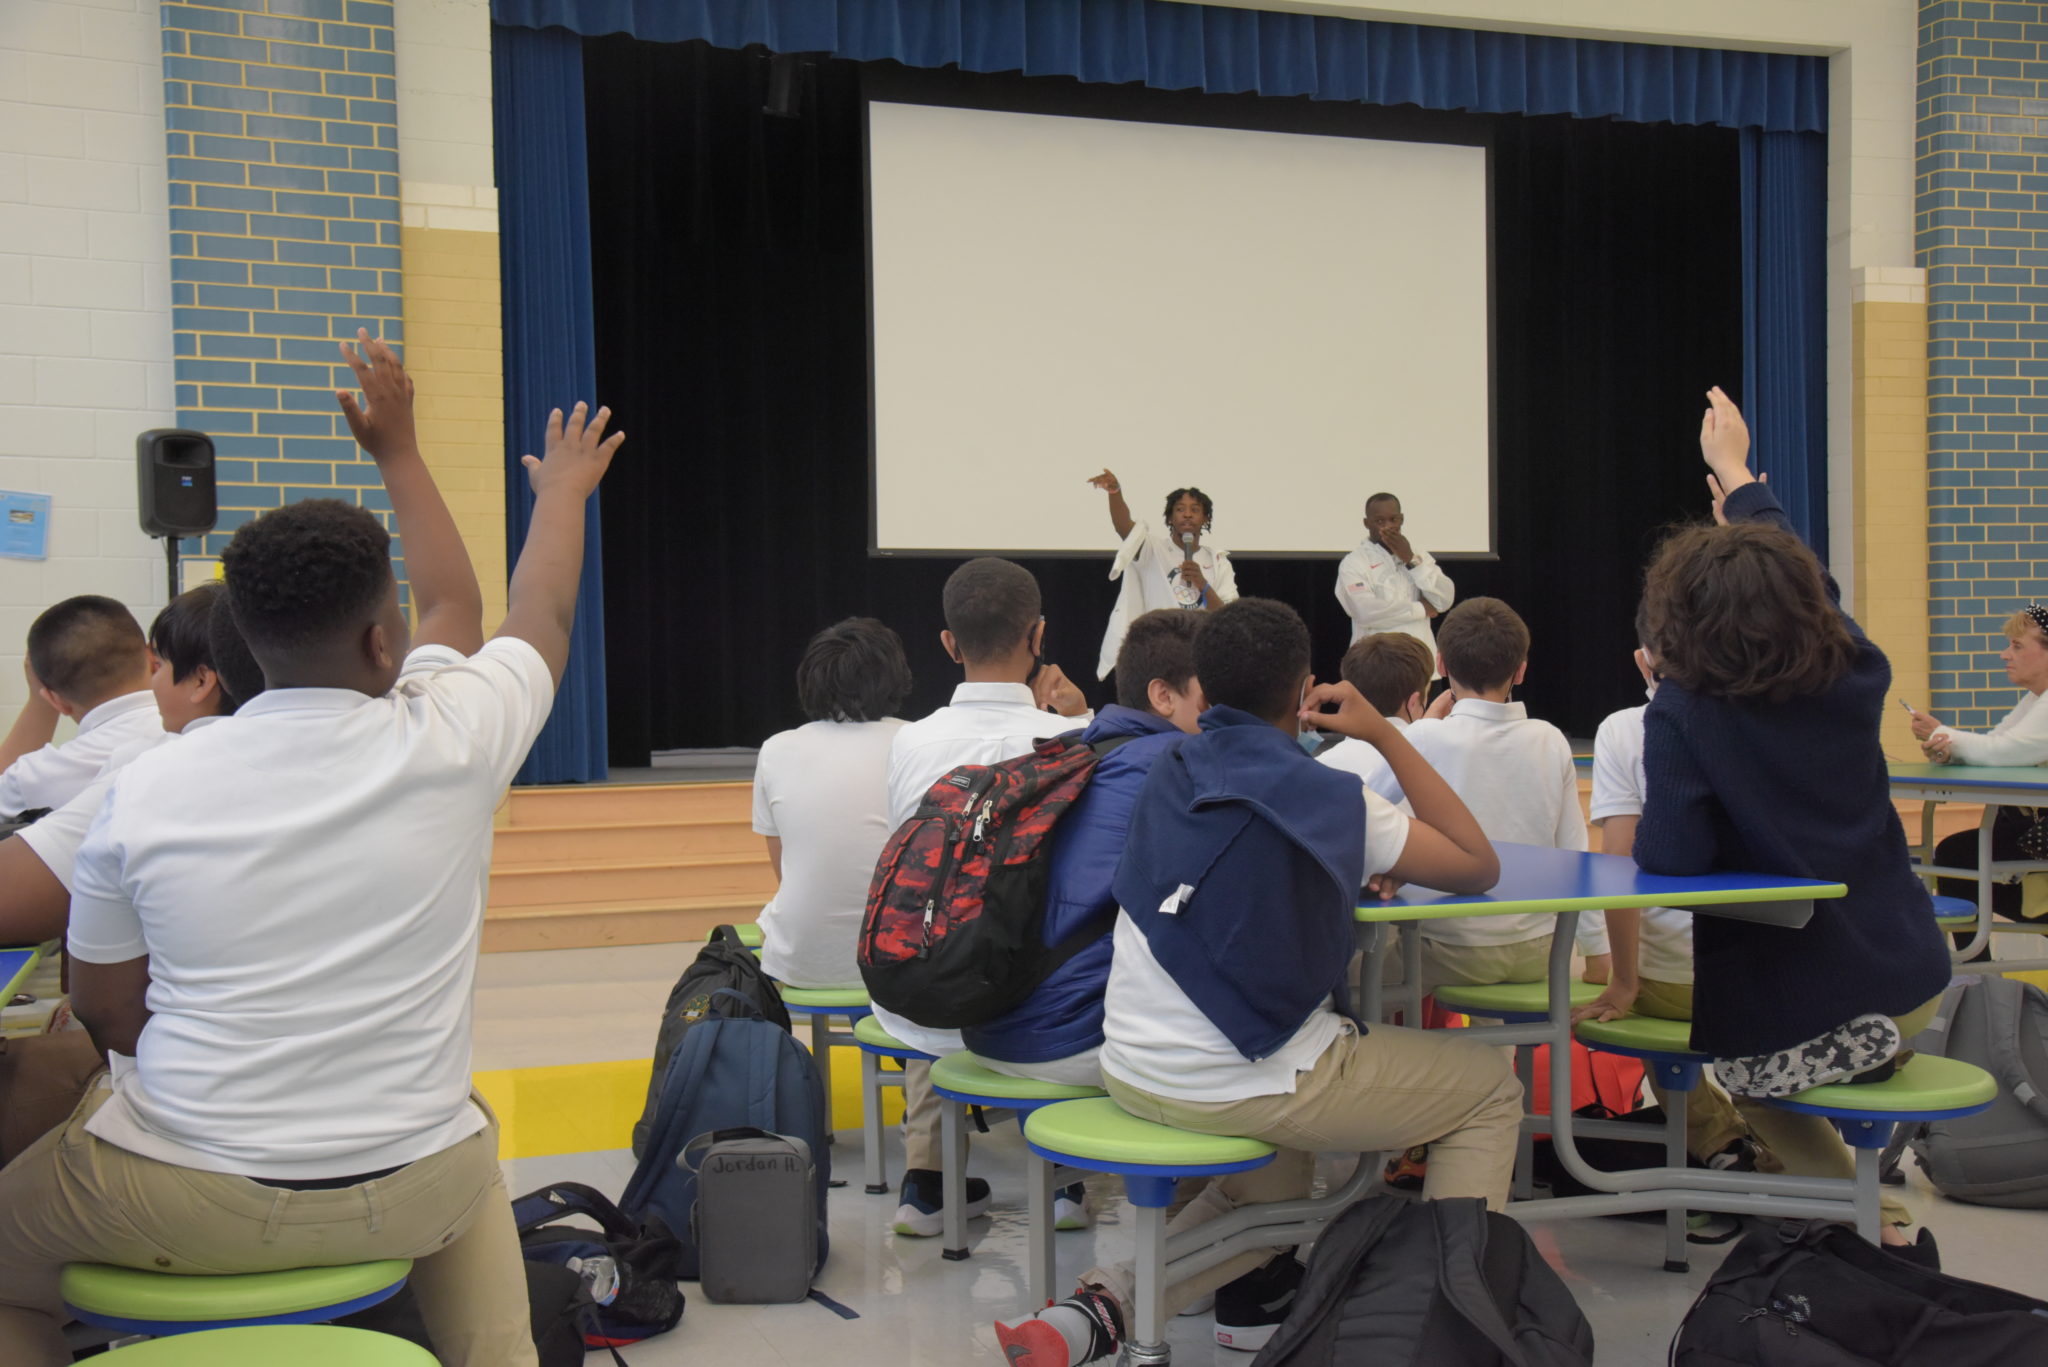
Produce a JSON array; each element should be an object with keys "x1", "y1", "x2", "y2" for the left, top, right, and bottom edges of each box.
[
  {"x1": 891, "y1": 1192, "x2": 992, "y2": 1237},
  {"x1": 1214, "y1": 1320, "x2": 1281, "y2": 1351},
  {"x1": 1053, "y1": 1197, "x2": 1093, "y2": 1231}
]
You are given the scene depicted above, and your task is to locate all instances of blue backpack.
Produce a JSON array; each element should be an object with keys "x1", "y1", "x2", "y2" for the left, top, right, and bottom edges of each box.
[{"x1": 619, "y1": 989, "x2": 831, "y2": 1280}]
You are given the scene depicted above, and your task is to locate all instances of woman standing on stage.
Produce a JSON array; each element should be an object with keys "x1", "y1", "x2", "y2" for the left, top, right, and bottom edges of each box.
[{"x1": 1087, "y1": 470, "x2": 1237, "y2": 681}]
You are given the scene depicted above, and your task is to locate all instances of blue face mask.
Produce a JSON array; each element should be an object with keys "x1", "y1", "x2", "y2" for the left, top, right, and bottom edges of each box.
[{"x1": 1297, "y1": 728, "x2": 1323, "y2": 756}]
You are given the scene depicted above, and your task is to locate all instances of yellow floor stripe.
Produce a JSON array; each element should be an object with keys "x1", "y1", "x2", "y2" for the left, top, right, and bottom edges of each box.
[{"x1": 476, "y1": 1045, "x2": 903, "y2": 1161}]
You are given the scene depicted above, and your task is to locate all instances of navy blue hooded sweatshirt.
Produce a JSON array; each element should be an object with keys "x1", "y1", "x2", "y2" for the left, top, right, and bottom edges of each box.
[
  {"x1": 963, "y1": 705, "x2": 1187, "y2": 1065},
  {"x1": 1110, "y1": 706, "x2": 1368, "y2": 1061}
]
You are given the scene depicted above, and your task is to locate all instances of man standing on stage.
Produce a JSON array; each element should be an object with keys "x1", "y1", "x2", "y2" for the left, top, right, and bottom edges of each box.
[{"x1": 1335, "y1": 493, "x2": 1455, "y2": 674}]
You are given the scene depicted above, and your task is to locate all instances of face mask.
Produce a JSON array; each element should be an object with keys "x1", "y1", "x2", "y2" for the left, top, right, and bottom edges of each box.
[{"x1": 1298, "y1": 729, "x2": 1324, "y2": 756}]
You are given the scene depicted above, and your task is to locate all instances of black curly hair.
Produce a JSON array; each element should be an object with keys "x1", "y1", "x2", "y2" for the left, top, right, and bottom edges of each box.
[
  {"x1": 1163, "y1": 487, "x2": 1213, "y2": 530},
  {"x1": 220, "y1": 499, "x2": 393, "y2": 657}
]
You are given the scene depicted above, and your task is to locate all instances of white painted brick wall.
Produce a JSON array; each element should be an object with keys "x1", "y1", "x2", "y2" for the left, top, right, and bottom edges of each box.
[
  {"x1": 395, "y1": 0, "x2": 495, "y2": 194},
  {"x1": 0, "y1": 0, "x2": 173, "y2": 720}
]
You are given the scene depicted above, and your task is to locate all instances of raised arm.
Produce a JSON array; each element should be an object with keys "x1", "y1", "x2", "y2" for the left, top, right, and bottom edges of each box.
[
  {"x1": 336, "y1": 330, "x2": 485, "y2": 655},
  {"x1": 1088, "y1": 469, "x2": 1136, "y2": 542},
  {"x1": 0, "y1": 680, "x2": 60, "y2": 788},
  {"x1": 494, "y1": 402, "x2": 625, "y2": 684}
]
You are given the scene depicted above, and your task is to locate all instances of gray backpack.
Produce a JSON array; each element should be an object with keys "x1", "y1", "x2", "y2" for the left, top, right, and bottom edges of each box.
[
  {"x1": 682, "y1": 1127, "x2": 818, "y2": 1304},
  {"x1": 1886, "y1": 975, "x2": 2048, "y2": 1209},
  {"x1": 1250, "y1": 1196, "x2": 1593, "y2": 1367}
]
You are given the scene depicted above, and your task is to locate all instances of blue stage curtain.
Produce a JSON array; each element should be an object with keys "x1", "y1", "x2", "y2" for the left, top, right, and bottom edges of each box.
[
  {"x1": 493, "y1": 24, "x2": 610, "y2": 783},
  {"x1": 491, "y1": 0, "x2": 1825, "y2": 133},
  {"x1": 1740, "y1": 128, "x2": 1830, "y2": 557}
]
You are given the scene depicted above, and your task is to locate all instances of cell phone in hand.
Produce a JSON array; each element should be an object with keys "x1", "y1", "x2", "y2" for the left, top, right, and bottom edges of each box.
[{"x1": 1898, "y1": 698, "x2": 1917, "y2": 715}]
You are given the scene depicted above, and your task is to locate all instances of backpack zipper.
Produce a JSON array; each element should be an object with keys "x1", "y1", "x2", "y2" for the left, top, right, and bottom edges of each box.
[{"x1": 918, "y1": 779, "x2": 999, "y2": 958}]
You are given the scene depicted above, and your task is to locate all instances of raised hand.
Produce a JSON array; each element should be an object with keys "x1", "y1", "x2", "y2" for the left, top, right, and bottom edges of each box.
[
  {"x1": 1424, "y1": 685, "x2": 1458, "y2": 720},
  {"x1": 1031, "y1": 661, "x2": 1088, "y2": 717},
  {"x1": 521, "y1": 402, "x2": 625, "y2": 502},
  {"x1": 1708, "y1": 469, "x2": 1766, "y2": 525},
  {"x1": 1380, "y1": 526, "x2": 1415, "y2": 565},
  {"x1": 1087, "y1": 469, "x2": 1121, "y2": 494},
  {"x1": 336, "y1": 327, "x2": 417, "y2": 461},
  {"x1": 1699, "y1": 385, "x2": 1755, "y2": 498},
  {"x1": 1300, "y1": 679, "x2": 1393, "y2": 744}
]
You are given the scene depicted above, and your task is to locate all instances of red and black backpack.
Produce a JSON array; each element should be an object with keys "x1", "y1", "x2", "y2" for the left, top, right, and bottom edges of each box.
[{"x1": 859, "y1": 733, "x2": 1125, "y2": 1029}]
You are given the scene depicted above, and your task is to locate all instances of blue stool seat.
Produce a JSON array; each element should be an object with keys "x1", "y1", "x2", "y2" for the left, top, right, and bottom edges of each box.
[
  {"x1": 1929, "y1": 894, "x2": 1978, "y2": 930},
  {"x1": 852, "y1": 1012, "x2": 933, "y2": 1195}
]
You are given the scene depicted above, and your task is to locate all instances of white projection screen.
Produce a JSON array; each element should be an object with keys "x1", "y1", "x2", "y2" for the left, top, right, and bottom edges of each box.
[{"x1": 866, "y1": 99, "x2": 1492, "y2": 557}]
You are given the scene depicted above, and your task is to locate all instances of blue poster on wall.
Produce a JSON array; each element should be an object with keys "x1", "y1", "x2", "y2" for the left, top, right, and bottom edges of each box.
[{"x1": 0, "y1": 492, "x2": 52, "y2": 561}]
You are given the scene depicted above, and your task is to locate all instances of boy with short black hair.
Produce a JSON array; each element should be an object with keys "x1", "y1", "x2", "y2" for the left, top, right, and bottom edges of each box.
[
  {"x1": 875, "y1": 555, "x2": 1091, "y2": 1238},
  {"x1": 1397, "y1": 595, "x2": 1608, "y2": 991},
  {"x1": 1317, "y1": 630, "x2": 1434, "y2": 805},
  {"x1": 0, "y1": 334, "x2": 610, "y2": 1367},
  {"x1": 997, "y1": 597, "x2": 1517, "y2": 1366},
  {"x1": 0, "y1": 597, "x2": 162, "y2": 817}
]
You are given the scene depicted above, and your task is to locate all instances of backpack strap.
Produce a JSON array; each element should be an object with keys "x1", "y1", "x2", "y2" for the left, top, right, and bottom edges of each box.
[
  {"x1": 621, "y1": 1020, "x2": 727, "y2": 1214},
  {"x1": 1979, "y1": 978, "x2": 2048, "y2": 1122},
  {"x1": 708, "y1": 987, "x2": 766, "y2": 1021},
  {"x1": 1429, "y1": 1203, "x2": 1533, "y2": 1367},
  {"x1": 678, "y1": 1126, "x2": 785, "y2": 1173},
  {"x1": 511, "y1": 1181, "x2": 640, "y2": 1244}
]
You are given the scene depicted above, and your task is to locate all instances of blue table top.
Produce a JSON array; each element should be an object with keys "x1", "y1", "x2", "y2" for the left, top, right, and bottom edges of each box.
[
  {"x1": 1, "y1": 945, "x2": 43, "y2": 1007},
  {"x1": 1357, "y1": 842, "x2": 1841, "y2": 925}
]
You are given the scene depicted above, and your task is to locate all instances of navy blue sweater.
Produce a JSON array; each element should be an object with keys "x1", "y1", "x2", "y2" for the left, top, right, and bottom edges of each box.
[
  {"x1": 963, "y1": 706, "x2": 1186, "y2": 1065},
  {"x1": 1634, "y1": 482, "x2": 1951, "y2": 1057}
]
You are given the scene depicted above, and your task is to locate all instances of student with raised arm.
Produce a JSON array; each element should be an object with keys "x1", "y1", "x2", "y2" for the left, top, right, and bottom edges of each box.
[
  {"x1": 1088, "y1": 469, "x2": 1238, "y2": 679},
  {"x1": 0, "y1": 350, "x2": 622, "y2": 1366},
  {"x1": 998, "y1": 598, "x2": 1518, "y2": 1366},
  {"x1": 1632, "y1": 386, "x2": 1950, "y2": 1264}
]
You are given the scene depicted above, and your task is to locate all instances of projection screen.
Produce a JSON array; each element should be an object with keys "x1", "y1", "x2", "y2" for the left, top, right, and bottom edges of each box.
[{"x1": 866, "y1": 98, "x2": 1492, "y2": 558}]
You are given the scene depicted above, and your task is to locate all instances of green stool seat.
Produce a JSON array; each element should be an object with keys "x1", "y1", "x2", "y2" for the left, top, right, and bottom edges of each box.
[
  {"x1": 1023, "y1": 1097, "x2": 1274, "y2": 1170},
  {"x1": 930, "y1": 1052, "x2": 1106, "y2": 1105},
  {"x1": 778, "y1": 985, "x2": 871, "y2": 1011},
  {"x1": 731, "y1": 922, "x2": 763, "y2": 948},
  {"x1": 1574, "y1": 1013, "x2": 1705, "y2": 1057},
  {"x1": 852, "y1": 1013, "x2": 919, "y2": 1052},
  {"x1": 62, "y1": 1260, "x2": 412, "y2": 1333},
  {"x1": 82, "y1": 1325, "x2": 436, "y2": 1365},
  {"x1": 1432, "y1": 978, "x2": 1601, "y2": 1018},
  {"x1": 1936, "y1": 914, "x2": 1977, "y2": 931},
  {"x1": 1773, "y1": 1054, "x2": 1998, "y2": 1117}
]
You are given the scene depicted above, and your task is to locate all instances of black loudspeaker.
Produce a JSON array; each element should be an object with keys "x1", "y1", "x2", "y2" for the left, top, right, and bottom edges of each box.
[{"x1": 136, "y1": 429, "x2": 217, "y2": 538}]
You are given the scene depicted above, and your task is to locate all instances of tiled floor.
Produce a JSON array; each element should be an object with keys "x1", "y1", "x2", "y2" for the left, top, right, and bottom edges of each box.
[{"x1": 477, "y1": 946, "x2": 2048, "y2": 1366}]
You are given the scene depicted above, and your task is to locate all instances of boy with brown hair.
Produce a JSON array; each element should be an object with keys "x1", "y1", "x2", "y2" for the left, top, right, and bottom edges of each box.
[{"x1": 1316, "y1": 630, "x2": 1434, "y2": 805}]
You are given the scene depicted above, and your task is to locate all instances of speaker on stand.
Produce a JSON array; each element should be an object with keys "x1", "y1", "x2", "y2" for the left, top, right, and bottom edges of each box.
[{"x1": 136, "y1": 429, "x2": 217, "y2": 602}]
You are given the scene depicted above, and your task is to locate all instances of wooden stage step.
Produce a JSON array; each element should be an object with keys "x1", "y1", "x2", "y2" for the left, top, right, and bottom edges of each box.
[{"x1": 487, "y1": 782, "x2": 769, "y2": 951}]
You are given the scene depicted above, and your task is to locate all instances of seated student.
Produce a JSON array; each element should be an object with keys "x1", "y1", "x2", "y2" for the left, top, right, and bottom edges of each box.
[
  {"x1": 1571, "y1": 648, "x2": 1774, "y2": 1175},
  {"x1": 873, "y1": 556, "x2": 1091, "y2": 1239},
  {"x1": 1315, "y1": 630, "x2": 1434, "y2": 807},
  {"x1": 0, "y1": 333, "x2": 606, "y2": 1366},
  {"x1": 0, "y1": 582, "x2": 251, "y2": 1166},
  {"x1": 998, "y1": 598, "x2": 1519, "y2": 1366},
  {"x1": 0, "y1": 596, "x2": 163, "y2": 817},
  {"x1": 1633, "y1": 387, "x2": 1951, "y2": 1263},
  {"x1": 1392, "y1": 597, "x2": 1609, "y2": 990},
  {"x1": 752, "y1": 617, "x2": 913, "y2": 989},
  {"x1": 963, "y1": 608, "x2": 1206, "y2": 1231}
]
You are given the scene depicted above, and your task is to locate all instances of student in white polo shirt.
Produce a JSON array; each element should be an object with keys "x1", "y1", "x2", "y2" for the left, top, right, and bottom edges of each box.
[
  {"x1": 1315, "y1": 630, "x2": 1435, "y2": 809},
  {"x1": 0, "y1": 596, "x2": 163, "y2": 818},
  {"x1": 751, "y1": 617, "x2": 914, "y2": 989},
  {"x1": 1396, "y1": 596, "x2": 1609, "y2": 989},
  {"x1": 0, "y1": 335, "x2": 620, "y2": 1367},
  {"x1": 873, "y1": 557, "x2": 1090, "y2": 1238}
]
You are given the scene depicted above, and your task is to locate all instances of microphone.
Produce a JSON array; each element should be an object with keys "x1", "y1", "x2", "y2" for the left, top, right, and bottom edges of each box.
[{"x1": 1180, "y1": 532, "x2": 1194, "y2": 556}]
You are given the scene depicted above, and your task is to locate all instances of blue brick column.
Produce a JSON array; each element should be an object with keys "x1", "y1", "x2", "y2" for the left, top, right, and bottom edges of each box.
[
  {"x1": 161, "y1": 0, "x2": 404, "y2": 591},
  {"x1": 1920, "y1": 1, "x2": 2048, "y2": 729}
]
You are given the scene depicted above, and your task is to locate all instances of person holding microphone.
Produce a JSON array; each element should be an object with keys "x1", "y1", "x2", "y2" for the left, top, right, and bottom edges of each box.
[{"x1": 1088, "y1": 470, "x2": 1237, "y2": 681}]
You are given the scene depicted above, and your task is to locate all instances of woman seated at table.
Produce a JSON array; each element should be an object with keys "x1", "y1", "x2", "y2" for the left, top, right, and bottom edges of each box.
[{"x1": 1909, "y1": 604, "x2": 2048, "y2": 924}]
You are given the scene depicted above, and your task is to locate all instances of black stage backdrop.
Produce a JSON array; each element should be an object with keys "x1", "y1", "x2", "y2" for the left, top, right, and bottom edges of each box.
[{"x1": 583, "y1": 38, "x2": 1743, "y2": 765}]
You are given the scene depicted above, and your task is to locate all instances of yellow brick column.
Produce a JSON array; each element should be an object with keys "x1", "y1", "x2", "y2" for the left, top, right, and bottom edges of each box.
[
  {"x1": 1851, "y1": 266, "x2": 1930, "y2": 759},
  {"x1": 400, "y1": 196, "x2": 506, "y2": 631}
]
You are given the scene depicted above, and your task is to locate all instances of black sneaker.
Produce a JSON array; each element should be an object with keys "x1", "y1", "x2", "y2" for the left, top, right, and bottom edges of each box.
[
  {"x1": 1704, "y1": 1137, "x2": 1762, "y2": 1172},
  {"x1": 892, "y1": 1167, "x2": 992, "y2": 1237},
  {"x1": 1213, "y1": 1250, "x2": 1303, "y2": 1352},
  {"x1": 1887, "y1": 1228, "x2": 1942, "y2": 1273},
  {"x1": 1713, "y1": 1014, "x2": 1902, "y2": 1100}
]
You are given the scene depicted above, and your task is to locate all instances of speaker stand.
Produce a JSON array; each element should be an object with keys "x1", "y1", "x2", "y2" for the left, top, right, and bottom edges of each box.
[{"x1": 162, "y1": 535, "x2": 179, "y2": 602}]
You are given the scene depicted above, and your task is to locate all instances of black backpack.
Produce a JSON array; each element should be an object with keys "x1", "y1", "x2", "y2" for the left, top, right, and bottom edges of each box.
[
  {"x1": 1672, "y1": 1219, "x2": 2048, "y2": 1364},
  {"x1": 332, "y1": 1251, "x2": 594, "y2": 1367},
  {"x1": 512, "y1": 1181, "x2": 686, "y2": 1351},
  {"x1": 1250, "y1": 1196, "x2": 1594, "y2": 1367},
  {"x1": 632, "y1": 924, "x2": 790, "y2": 1158}
]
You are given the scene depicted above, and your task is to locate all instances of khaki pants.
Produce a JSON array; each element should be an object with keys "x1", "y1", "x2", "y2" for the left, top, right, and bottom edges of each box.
[
  {"x1": 1079, "y1": 1021, "x2": 1522, "y2": 1319},
  {"x1": 901, "y1": 1058, "x2": 947, "y2": 1173},
  {"x1": 1374, "y1": 930, "x2": 1551, "y2": 994},
  {"x1": 0, "y1": 1082, "x2": 537, "y2": 1367},
  {"x1": 1631, "y1": 977, "x2": 1762, "y2": 1165},
  {"x1": 0, "y1": 1031, "x2": 103, "y2": 1168},
  {"x1": 1636, "y1": 980, "x2": 1940, "y2": 1230}
]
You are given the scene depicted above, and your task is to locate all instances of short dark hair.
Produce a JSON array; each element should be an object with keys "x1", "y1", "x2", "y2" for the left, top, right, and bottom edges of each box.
[
  {"x1": 208, "y1": 587, "x2": 265, "y2": 711},
  {"x1": 1114, "y1": 609, "x2": 1203, "y2": 711},
  {"x1": 148, "y1": 582, "x2": 226, "y2": 685},
  {"x1": 796, "y1": 617, "x2": 913, "y2": 723},
  {"x1": 1340, "y1": 632, "x2": 1433, "y2": 715},
  {"x1": 26, "y1": 595, "x2": 147, "y2": 705},
  {"x1": 221, "y1": 499, "x2": 393, "y2": 658},
  {"x1": 1638, "y1": 521, "x2": 1854, "y2": 702},
  {"x1": 1435, "y1": 597, "x2": 1529, "y2": 692},
  {"x1": 1192, "y1": 597, "x2": 1309, "y2": 721},
  {"x1": 942, "y1": 557, "x2": 1041, "y2": 662},
  {"x1": 1163, "y1": 487, "x2": 1214, "y2": 528},
  {"x1": 1365, "y1": 492, "x2": 1400, "y2": 512}
]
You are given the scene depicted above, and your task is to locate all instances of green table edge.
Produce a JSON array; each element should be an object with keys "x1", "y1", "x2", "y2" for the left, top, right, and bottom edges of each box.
[
  {"x1": 1357, "y1": 883, "x2": 1847, "y2": 921},
  {"x1": 60, "y1": 1259, "x2": 413, "y2": 1319},
  {"x1": 0, "y1": 941, "x2": 51, "y2": 1009}
]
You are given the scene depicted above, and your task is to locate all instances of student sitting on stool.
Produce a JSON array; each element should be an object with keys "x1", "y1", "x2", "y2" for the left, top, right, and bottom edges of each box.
[
  {"x1": 0, "y1": 597, "x2": 164, "y2": 819},
  {"x1": 1315, "y1": 630, "x2": 1434, "y2": 807}
]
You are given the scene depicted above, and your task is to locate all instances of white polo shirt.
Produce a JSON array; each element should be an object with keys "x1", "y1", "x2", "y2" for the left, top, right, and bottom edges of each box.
[
  {"x1": 1589, "y1": 705, "x2": 1693, "y2": 985},
  {"x1": 870, "y1": 682, "x2": 1088, "y2": 1056},
  {"x1": 17, "y1": 715, "x2": 224, "y2": 893},
  {"x1": 752, "y1": 717, "x2": 906, "y2": 989},
  {"x1": 67, "y1": 639, "x2": 554, "y2": 1179},
  {"x1": 1315, "y1": 718, "x2": 1411, "y2": 811},
  {"x1": 1401, "y1": 698, "x2": 1605, "y2": 952},
  {"x1": 1334, "y1": 539, "x2": 1455, "y2": 661},
  {"x1": 0, "y1": 690, "x2": 163, "y2": 816}
]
